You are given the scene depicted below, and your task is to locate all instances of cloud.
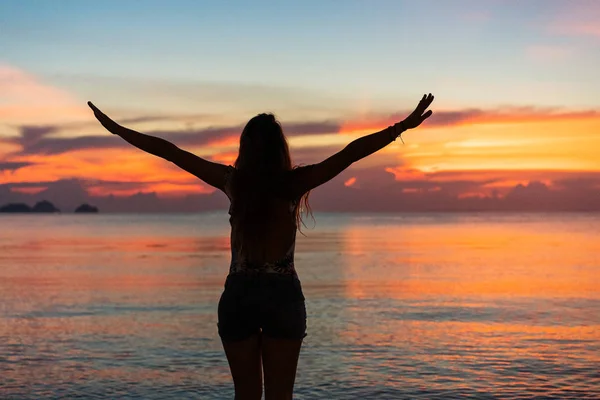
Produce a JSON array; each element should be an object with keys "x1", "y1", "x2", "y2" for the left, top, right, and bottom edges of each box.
[
  {"x1": 339, "y1": 107, "x2": 599, "y2": 136},
  {"x1": 0, "y1": 178, "x2": 228, "y2": 213},
  {"x1": 398, "y1": 107, "x2": 597, "y2": 128},
  {"x1": 10, "y1": 186, "x2": 47, "y2": 195},
  {"x1": 344, "y1": 177, "x2": 357, "y2": 187},
  {"x1": 7, "y1": 106, "x2": 599, "y2": 157},
  {"x1": 0, "y1": 161, "x2": 35, "y2": 171},
  {"x1": 1, "y1": 172, "x2": 599, "y2": 213},
  {"x1": 566, "y1": 24, "x2": 600, "y2": 37},
  {"x1": 18, "y1": 125, "x2": 58, "y2": 143},
  {"x1": 11, "y1": 134, "x2": 126, "y2": 156},
  {"x1": 5, "y1": 118, "x2": 343, "y2": 156},
  {"x1": 0, "y1": 64, "x2": 89, "y2": 124},
  {"x1": 547, "y1": 2, "x2": 600, "y2": 38},
  {"x1": 285, "y1": 121, "x2": 340, "y2": 136},
  {"x1": 384, "y1": 166, "x2": 498, "y2": 195},
  {"x1": 551, "y1": 20, "x2": 600, "y2": 39},
  {"x1": 550, "y1": 23, "x2": 600, "y2": 38},
  {"x1": 7, "y1": 126, "x2": 234, "y2": 156},
  {"x1": 552, "y1": 176, "x2": 600, "y2": 191},
  {"x1": 308, "y1": 169, "x2": 600, "y2": 212}
]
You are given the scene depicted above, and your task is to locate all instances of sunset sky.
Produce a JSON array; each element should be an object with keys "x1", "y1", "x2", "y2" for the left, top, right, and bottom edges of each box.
[{"x1": 1, "y1": 0, "x2": 599, "y2": 211}]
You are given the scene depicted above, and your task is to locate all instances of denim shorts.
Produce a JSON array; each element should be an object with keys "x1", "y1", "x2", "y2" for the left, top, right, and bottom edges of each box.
[{"x1": 217, "y1": 273, "x2": 307, "y2": 342}]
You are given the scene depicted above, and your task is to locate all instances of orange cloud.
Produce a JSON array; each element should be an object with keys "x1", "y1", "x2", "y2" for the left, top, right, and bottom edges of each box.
[
  {"x1": 3, "y1": 94, "x2": 600, "y2": 201},
  {"x1": 210, "y1": 151, "x2": 238, "y2": 165},
  {"x1": 344, "y1": 177, "x2": 357, "y2": 187},
  {"x1": 2, "y1": 147, "x2": 214, "y2": 197},
  {"x1": 384, "y1": 167, "x2": 426, "y2": 182},
  {"x1": 86, "y1": 181, "x2": 212, "y2": 197},
  {"x1": 339, "y1": 107, "x2": 599, "y2": 136},
  {"x1": 205, "y1": 135, "x2": 239, "y2": 148}
]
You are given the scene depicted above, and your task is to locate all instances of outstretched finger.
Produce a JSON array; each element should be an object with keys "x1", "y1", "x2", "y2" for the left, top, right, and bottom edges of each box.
[
  {"x1": 87, "y1": 101, "x2": 103, "y2": 115},
  {"x1": 427, "y1": 93, "x2": 434, "y2": 106},
  {"x1": 421, "y1": 109, "x2": 433, "y2": 121},
  {"x1": 416, "y1": 94, "x2": 431, "y2": 113},
  {"x1": 421, "y1": 94, "x2": 434, "y2": 109}
]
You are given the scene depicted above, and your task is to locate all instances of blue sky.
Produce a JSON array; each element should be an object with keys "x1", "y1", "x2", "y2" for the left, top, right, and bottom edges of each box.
[{"x1": 2, "y1": 0, "x2": 599, "y2": 112}]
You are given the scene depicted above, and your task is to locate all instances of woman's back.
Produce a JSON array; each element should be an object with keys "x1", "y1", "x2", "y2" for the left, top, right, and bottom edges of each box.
[{"x1": 224, "y1": 166, "x2": 302, "y2": 273}]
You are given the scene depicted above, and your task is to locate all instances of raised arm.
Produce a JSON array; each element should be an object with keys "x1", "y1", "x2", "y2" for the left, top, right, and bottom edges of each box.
[
  {"x1": 88, "y1": 102, "x2": 229, "y2": 190},
  {"x1": 288, "y1": 94, "x2": 434, "y2": 197}
]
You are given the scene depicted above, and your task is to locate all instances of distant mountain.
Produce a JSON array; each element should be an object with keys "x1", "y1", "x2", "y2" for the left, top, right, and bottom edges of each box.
[
  {"x1": 0, "y1": 200, "x2": 60, "y2": 213},
  {"x1": 75, "y1": 203, "x2": 99, "y2": 213},
  {"x1": 32, "y1": 200, "x2": 60, "y2": 213},
  {"x1": 0, "y1": 203, "x2": 32, "y2": 213}
]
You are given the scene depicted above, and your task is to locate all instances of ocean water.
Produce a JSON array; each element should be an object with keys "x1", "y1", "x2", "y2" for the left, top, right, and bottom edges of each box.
[{"x1": 1, "y1": 212, "x2": 599, "y2": 399}]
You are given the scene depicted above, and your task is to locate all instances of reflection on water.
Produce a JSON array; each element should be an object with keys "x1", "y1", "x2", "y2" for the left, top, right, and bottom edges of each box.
[{"x1": 1, "y1": 213, "x2": 599, "y2": 399}]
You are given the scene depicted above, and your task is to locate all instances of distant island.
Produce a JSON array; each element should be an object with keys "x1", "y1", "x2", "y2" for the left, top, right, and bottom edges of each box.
[
  {"x1": 75, "y1": 204, "x2": 99, "y2": 213},
  {"x1": 0, "y1": 200, "x2": 60, "y2": 213},
  {"x1": 0, "y1": 201, "x2": 100, "y2": 213},
  {"x1": 32, "y1": 200, "x2": 60, "y2": 213},
  {"x1": 0, "y1": 203, "x2": 33, "y2": 213}
]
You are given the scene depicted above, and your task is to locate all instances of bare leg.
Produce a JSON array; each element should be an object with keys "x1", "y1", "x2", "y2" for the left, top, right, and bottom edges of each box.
[
  {"x1": 262, "y1": 335, "x2": 303, "y2": 400},
  {"x1": 222, "y1": 333, "x2": 263, "y2": 400}
]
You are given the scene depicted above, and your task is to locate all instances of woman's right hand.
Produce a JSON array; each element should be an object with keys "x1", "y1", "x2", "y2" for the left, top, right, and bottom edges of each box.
[
  {"x1": 88, "y1": 101, "x2": 121, "y2": 134},
  {"x1": 402, "y1": 93, "x2": 434, "y2": 129}
]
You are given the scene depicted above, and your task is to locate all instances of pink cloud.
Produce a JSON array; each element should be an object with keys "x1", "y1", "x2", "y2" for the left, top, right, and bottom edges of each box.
[
  {"x1": 552, "y1": 23, "x2": 600, "y2": 38},
  {"x1": 548, "y1": 2, "x2": 600, "y2": 38},
  {"x1": 0, "y1": 64, "x2": 89, "y2": 125},
  {"x1": 10, "y1": 186, "x2": 47, "y2": 195}
]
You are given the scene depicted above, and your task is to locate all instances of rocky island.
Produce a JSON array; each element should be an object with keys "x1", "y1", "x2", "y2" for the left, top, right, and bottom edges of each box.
[
  {"x1": 32, "y1": 200, "x2": 61, "y2": 213},
  {"x1": 74, "y1": 204, "x2": 99, "y2": 213},
  {"x1": 0, "y1": 201, "x2": 100, "y2": 213},
  {"x1": 0, "y1": 200, "x2": 60, "y2": 213},
  {"x1": 0, "y1": 203, "x2": 32, "y2": 213}
]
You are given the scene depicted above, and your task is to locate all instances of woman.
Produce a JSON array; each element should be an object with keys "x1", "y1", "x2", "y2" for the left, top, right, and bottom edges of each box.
[{"x1": 88, "y1": 93, "x2": 434, "y2": 400}]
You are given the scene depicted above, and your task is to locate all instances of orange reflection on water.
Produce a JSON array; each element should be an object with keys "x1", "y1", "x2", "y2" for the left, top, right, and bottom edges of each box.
[
  {"x1": 339, "y1": 218, "x2": 600, "y2": 301},
  {"x1": 335, "y1": 215, "x2": 600, "y2": 395}
]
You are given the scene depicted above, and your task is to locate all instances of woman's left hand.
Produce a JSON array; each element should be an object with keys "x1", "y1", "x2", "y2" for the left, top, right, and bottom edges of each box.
[{"x1": 402, "y1": 93, "x2": 434, "y2": 130}]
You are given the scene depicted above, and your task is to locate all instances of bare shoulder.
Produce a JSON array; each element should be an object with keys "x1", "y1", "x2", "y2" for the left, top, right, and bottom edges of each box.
[{"x1": 279, "y1": 165, "x2": 315, "y2": 199}]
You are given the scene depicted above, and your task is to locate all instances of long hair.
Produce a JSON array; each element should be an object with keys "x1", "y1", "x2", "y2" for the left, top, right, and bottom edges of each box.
[{"x1": 230, "y1": 113, "x2": 312, "y2": 258}]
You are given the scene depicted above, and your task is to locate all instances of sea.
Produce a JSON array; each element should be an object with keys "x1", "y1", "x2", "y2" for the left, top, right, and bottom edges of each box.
[{"x1": 1, "y1": 212, "x2": 599, "y2": 399}]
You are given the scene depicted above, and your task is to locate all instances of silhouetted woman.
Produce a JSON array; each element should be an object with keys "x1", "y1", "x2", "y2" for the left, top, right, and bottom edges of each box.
[{"x1": 88, "y1": 93, "x2": 434, "y2": 400}]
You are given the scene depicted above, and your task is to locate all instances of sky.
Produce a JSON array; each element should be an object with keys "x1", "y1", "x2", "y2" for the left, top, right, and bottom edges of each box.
[{"x1": 1, "y1": 0, "x2": 599, "y2": 211}]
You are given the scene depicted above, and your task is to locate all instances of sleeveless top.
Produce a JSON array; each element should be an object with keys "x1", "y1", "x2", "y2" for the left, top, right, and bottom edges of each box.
[{"x1": 223, "y1": 166, "x2": 298, "y2": 277}]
